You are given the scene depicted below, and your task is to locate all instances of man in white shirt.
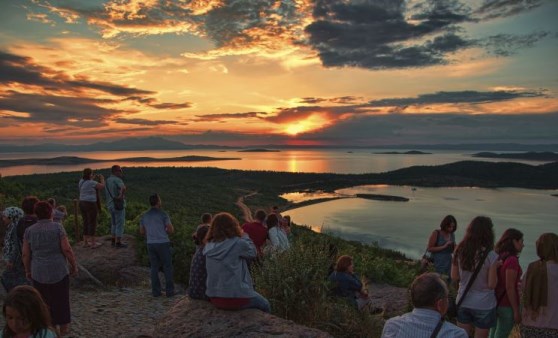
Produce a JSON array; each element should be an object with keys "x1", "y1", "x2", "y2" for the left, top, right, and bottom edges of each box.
[{"x1": 382, "y1": 273, "x2": 468, "y2": 338}]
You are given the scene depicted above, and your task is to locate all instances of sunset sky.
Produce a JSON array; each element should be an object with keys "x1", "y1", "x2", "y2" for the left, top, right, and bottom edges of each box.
[{"x1": 1, "y1": 0, "x2": 557, "y2": 146}]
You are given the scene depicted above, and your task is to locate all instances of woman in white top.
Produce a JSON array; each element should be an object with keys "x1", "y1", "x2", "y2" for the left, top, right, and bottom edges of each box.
[
  {"x1": 265, "y1": 214, "x2": 290, "y2": 254},
  {"x1": 78, "y1": 168, "x2": 105, "y2": 248},
  {"x1": 451, "y1": 216, "x2": 500, "y2": 338},
  {"x1": 521, "y1": 232, "x2": 558, "y2": 337}
]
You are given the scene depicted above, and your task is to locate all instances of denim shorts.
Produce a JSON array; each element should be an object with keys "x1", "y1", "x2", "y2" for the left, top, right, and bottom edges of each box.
[{"x1": 457, "y1": 306, "x2": 497, "y2": 329}]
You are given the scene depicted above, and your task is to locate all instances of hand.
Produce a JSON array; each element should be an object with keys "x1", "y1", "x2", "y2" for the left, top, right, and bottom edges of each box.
[
  {"x1": 70, "y1": 266, "x2": 79, "y2": 277},
  {"x1": 445, "y1": 241, "x2": 454, "y2": 248},
  {"x1": 25, "y1": 271, "x2": 32, "y2": 280},
  {"x1": 6, "y1": 261, "x2": 13, "y2": 270}
]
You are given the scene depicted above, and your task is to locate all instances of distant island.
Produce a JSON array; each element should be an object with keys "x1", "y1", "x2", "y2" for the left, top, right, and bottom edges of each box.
[
  {"x1": 472, "y1": 151, "x2": 558, "y2": 161},
  {"x1": 374, "y1": 150, "x2": 431, "y2": 155},
  {"x1": 0, "y1": 155, "x2": 239, "y2": 168},
  {"x1": 238, "y1": 149, "x2": 280, "y2": 152},
  {"x1": 356, "y1": 193, "x2": 409, "y2": 202}
]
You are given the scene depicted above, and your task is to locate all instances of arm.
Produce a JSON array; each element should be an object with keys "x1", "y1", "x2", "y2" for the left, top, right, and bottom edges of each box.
[
  {"x1": 95, "y1": 174, "x2": 105, "y2": 190},
  {"x1": 139, "y1": 225, "x2": 145, "y2": 236},
  {"x1": 239, "y1": 234, "x2": 257, "y2": 259},
  {"x1": 451, "y1": 258, "x2": 460, "y2": 283},
  {"x1": 488, "y1": 258, "x2": 501, "y2": 289},
  {"x1": 428, "y1": 230, "x2": 453, "y2": 253},
  {"x1": 22, "y1": 239, "x2": 31, "y2": 279},
  {"x1": 165, "y1": 222, "x2": 174, "y2": 234},
  {"x1": 505, "y1": 267, "x2": 521, "y2": 323},
  {"x1": 60, "y1": 236, "x2": 78, "y2": 276}
]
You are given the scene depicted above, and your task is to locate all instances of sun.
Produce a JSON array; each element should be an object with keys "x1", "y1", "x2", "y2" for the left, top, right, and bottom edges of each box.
[{"x1": 283, "y1": 115, "x2": 329, "y2": 136}]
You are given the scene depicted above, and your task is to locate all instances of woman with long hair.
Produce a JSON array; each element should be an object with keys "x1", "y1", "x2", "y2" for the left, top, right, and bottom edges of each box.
[
  {"x1": 489, "y1": 228, "x2": 524, "y2": 338},
  {"x1": 451, "y1": 216, "x2": 500, "y2": 338},
  {"x1": 427, "y1": 215, "x2": 457, "y2": 281},
  {"x1": 521, "y1": 233, "x2": 558, "y2": 337},
  {"x1": 203, "y1": 212, "x2": 270, "y2": 312}
]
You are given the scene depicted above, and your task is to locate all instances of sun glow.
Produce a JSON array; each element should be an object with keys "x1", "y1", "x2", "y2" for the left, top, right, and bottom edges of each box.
[{"x1": 284, "y1": 115, "x2": 329, "y2": 136}]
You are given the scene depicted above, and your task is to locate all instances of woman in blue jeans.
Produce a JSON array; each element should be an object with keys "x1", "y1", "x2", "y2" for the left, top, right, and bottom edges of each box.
[{"x1": 451, "y1": 216, "x2": 501, "y2": 338}]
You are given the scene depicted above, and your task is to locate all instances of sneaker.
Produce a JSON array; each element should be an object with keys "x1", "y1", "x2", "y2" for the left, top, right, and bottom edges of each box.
[{"x1": 115, "y1": 242, "x2": 128, "y2": 249}]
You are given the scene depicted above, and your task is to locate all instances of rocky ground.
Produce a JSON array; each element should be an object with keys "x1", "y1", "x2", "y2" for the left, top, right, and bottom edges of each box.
[{"x1": 0, "y1": 234, "x2": 408, "y2": 337}]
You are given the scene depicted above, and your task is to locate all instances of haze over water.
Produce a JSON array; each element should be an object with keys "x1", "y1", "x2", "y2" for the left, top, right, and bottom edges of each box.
[{"x1": 2, "y1": 149, "x2": 556, "y2": 267}]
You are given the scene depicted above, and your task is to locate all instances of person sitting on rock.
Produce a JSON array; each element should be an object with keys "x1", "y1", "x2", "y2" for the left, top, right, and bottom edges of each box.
[
  {"x1": 265, "y1": 213, "x2": 290, "y2": 254},
  {"x1": 328, "y1": 255, "x2": 379, "y2": 313},
  {"x1": 204, "y1": 212, "x2": 270, "y2": 313},
  {"x1": 381, "y1": 272, "x2": 468, "y2": 338}
]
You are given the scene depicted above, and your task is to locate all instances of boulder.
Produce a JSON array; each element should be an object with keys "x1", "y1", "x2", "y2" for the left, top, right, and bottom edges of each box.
[
  {"x1": 153, "y1": 297, "x2": 332, "y2": 338},
  {"x1": 72, "y1": 234, "x2": 149, "y2": 288}
]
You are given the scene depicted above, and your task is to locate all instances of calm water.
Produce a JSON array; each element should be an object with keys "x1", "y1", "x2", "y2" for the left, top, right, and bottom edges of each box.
[
  {"x1": 283, "y1": 185, "x2": 558, "y2": 267},
  {"x1": 2, "y1": 149, "x2": 555, "y2": 267},
  {"x1": 0, "y1": 148, "x2": 546, "y2": 176}
]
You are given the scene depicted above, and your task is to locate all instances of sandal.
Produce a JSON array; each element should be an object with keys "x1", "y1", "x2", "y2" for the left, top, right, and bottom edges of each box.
[{"x1": 91, "y1": 242, "x2": 103, "y2": 249}]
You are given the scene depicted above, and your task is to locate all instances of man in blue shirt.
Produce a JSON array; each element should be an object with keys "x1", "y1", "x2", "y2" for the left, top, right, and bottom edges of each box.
[
  {"x1": 140, "y1": 193, "x2": 175, "y2": 297},
  {"x1": 382, "y1": 272, "x2": 467, "y2": 338}
]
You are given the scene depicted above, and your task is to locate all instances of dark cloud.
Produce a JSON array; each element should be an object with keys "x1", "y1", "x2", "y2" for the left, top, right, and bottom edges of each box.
[
  {"x1": 0, "y1": 91, "x2": 118, "y2": 127},
  {"x1": 112, "y1": 118, "x2": 179, "y2": 126},
  {"x1": 368, "y1": 90, "x2": 547, "y2": 107},
  {"x1": 474, "y1": 0, "x2": 545, "y2": 21},
  {"x1": 0, "y1": 51, "x2": 153, "y2": 96},
  {"x1": 305, "y1": 0, "x2": 473, "y2": 69},
  {"x1": 194, "y1": 112, "x2": 265, "y2": 122},
  {"x1": 300, "y1": 96, "x2": 361, "y2": 104},
  {"x1": 149, "y1": 102, "x2": 192, "y2": 109},
  {"x1": 480, "y1": 31, "x2": 551, "y2": 56},
  {"x1": 295, "y1": 111, "x2": 558, "y2": 145}
]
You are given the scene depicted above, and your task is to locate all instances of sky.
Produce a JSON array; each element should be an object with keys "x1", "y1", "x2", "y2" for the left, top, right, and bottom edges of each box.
[{"x1": 0, "y1": 0, "x2": 557, "y2": 147}]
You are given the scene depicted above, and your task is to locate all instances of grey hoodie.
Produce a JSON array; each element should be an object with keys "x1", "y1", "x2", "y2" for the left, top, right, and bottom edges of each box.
[{"x1": 203, "y1": 233, "x2": 257, "y2": 298}]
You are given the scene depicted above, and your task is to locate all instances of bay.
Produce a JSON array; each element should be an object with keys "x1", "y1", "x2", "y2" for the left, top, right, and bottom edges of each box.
[
  {"x1": 283, "y1": 185, "x2": 558, "y2": 268},
  {"x1": 1, "y1": 148, "x2": 555, "y2": 268}
]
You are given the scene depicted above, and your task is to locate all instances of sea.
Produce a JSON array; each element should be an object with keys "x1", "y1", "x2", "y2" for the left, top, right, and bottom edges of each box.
[{"x1": 1, "y1": 148, "x2": 556, "y2": 266}]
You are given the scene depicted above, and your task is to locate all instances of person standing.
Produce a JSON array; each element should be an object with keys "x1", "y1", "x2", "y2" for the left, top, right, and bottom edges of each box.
[
  {"x1": 427, "y1": 215, "x2": 457, "y2": 281},
  {"x1": 78, "y1": 168, "x2": 105, "y2": 248},
  {"x1": 521, "y1": 232, "x2": 558, "y2": 337},
  {"x1": 242, "y1": 210, "x2": 268, "y2": 258},
  {"x1": 451, "y1": 216, "x2": 500, "y2": 338},
  {"x1": 490, "y1": 228, "x2": 524, "y2": 338},
  {"x1": 1, "y1": 207, "x2": 27, "y2": 292},
  {"x1": 139, "y1": 193, "x2": 175, "y2": 297},
  {"x1": 105, "y1": 165, "x2": 127, "y2": 248},
  {"x1": 22, "y1": 201, "x2": 78, "y2": 336}
]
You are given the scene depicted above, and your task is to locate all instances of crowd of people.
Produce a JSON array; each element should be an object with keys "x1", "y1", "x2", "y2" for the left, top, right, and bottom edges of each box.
[
  {"x1": 1, "y1": 165, "x2": 557, "y2": 338},
  {"x1": 387, "y1": 215, "x2": 558, "y2": 338}
]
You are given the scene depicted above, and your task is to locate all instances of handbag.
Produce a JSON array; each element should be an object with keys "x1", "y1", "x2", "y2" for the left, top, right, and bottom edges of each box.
[{"x1": 446, "y1": 249, "x2": 490, "y2": 318}]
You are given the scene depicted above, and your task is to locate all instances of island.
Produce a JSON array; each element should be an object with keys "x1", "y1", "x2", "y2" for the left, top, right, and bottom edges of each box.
[
  {"x1": 374, "y1": 150, "x2": 431, "y2": 155},
  {"x1": 0, "y1": 155, "x2": 239, "y2": 168},
  {"x1": 472, "y1": 151, "x2": 558, "y2": 161},
  {"x1": 356, "y1": 193, "x2": 409, "y2": 202},
  {"x1": 237, "y1": 148, "x2": 280, "y2": 152}
]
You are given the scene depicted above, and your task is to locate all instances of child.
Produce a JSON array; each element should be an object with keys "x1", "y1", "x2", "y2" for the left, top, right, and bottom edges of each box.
[
  {"x1": 47, "y1": 198, "x2": 66, "y2": 224},
  {"x1": 1, "y1": 285, "x2": 57, "y2": 338}
]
